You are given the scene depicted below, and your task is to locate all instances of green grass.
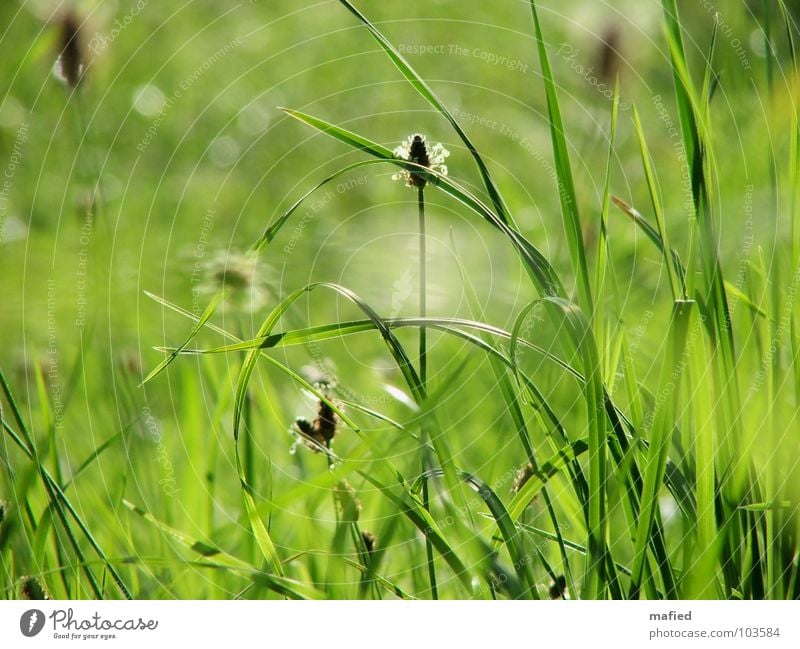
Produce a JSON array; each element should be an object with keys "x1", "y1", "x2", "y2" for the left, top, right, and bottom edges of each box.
[{"x1": 1, "y1": 0, "x2": 799, "y2": 599}]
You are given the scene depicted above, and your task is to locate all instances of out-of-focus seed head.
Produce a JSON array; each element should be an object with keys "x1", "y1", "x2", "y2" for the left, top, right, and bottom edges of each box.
[
  {"x1": 512, "y1": 462, "x2": 535, "y2": 494},
  {"x1": 20, "y1": 576, "x2": 50, "y2": 600},
  {"x1": 548, "y1": 574, "x2": 568, "y2": 599},
  {"x1": 361, "y1": 530, "x2": 376, "y2": 554},
  {"x1": 198, "y1": 249, "x2": 268, "y2": 313},
  {"x1": 334, "y1": 479, "x2": 361, "y2": 523},
  {"x1": 598, "y1": 25, "x2": 622, "y2": 82},
  {"x1": 55, "y1": 9, "x2": 86, "y2": 89}
]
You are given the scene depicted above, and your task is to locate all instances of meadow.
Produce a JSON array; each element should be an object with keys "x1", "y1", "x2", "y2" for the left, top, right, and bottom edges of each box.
[{"x1": 1, "y1": 0, "x2": 799, "y2": 599}]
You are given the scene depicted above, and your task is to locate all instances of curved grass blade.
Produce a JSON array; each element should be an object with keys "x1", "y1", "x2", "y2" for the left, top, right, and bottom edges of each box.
[
  {"x1": 122, "y1": 501, "x2": 320, "y2": 598},
  {"x1": 0, "y1": 369, "x2": 132, "y2": 599},
  {"x1": 612, "y1": 196, "x2": 687, "y2": 292},
  {"x1": 150, "y1": 294, "x2": 693, "y2": 532},
  {"x1": 281, "y1": 108, "x2": 565, "y2": 298},
  {"x1": 413, "y1": 468, "x2": 539, "y2": 599},
  {"x1": 539, "y1": 297, "x2": 608, "y2": 599},
  {"x1": 357, "y1": 471, "x2": 473, "y2": 594},
  {"x1": 335, "y1": 0, "x2": 513, "y2": 226}
]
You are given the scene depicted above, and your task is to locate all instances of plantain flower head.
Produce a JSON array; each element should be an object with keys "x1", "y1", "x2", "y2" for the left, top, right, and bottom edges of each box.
[{"x1": 392, "y1": 134, "x2": 449, "y2": 188}]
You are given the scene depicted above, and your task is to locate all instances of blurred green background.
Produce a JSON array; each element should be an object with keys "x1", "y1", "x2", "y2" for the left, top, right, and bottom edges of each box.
[{"x1": 1, "y1": 0, "x2": 797, "y2": 598}]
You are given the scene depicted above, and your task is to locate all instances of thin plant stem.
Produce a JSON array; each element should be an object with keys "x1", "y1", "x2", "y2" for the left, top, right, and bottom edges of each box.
[
  {"x1": 418, "y1": 186, "x2": 427, "y2": 390},
  {"x1": 417, "y1": 185, "x2": 437, "y2": 599},
  {"x1": 422, "y1": 477, "x2": 438, "y2": 599}
]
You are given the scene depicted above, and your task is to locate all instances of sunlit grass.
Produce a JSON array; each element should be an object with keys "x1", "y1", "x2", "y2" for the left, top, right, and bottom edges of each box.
[{"x1": 1, "y1": 0, "x2": 799, "y2": 600}]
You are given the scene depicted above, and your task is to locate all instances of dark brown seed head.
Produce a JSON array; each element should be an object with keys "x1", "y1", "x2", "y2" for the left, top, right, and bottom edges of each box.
[
  {"x1": 598, "y1": 25, "x2": 621, "y2": 83},
  {"x1": 57, "y1": 9, "x2": 85, "y2": 89},
  {"x1": 361, "y1": 530, "x2": 376, "y2": 554},
  {"x1": 314, "y1": 399, "x2": 337, "y2": 445},
  {"x1": 20, "y1": 576, "x2": 50, "y2": 600},
  {"x1": 294, "y1": 417, "x2": 314, "y2": 436},
  {"x1": 548, "y1": 574, "x2": 568, "y2": 599},
  {"x1": 293, "y1": 393, "x2": 339, "y2": 451},
  {"x1": 407, "y1": 134, "x2": 430, "y2": 187},
  {"x1": 512, "y1": 462, "x2": 535, "y2": 494}
]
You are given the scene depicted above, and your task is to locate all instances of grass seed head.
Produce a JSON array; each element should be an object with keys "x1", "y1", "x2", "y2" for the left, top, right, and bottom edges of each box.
[
  {"x1": 334, "y1": 479, "x2": 361, "y2": 523},
  {"x1": 361, "y1": 530, "x2": 376, "y2": 554},
  {"x1": 598, "y1": 25, "x2": 621, "y2": 82},
  {"x1": 392, "y1": 133, "x2": 449, "y2": 188},
  {"x1": 548, "y1": 574, "x2": 568, "y2": 599},
  {"x1": 293, "y1": 389, "x2": 339, "y2": 452},
  {"x1": 55, "y1": 9, "x2": 85, "y2": 89},
  {"x1": 199, "y1": 249, "x2": 267, "y2": 313},
  {"x1": 512, "y1": 462, "x2": 535, "y2": 494},
  {"x1": 20, "y1": 576, "x2": 50, "y2": 600}
]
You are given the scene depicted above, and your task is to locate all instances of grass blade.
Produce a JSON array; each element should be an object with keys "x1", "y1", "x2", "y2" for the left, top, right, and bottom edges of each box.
[{"x1": 528, "y1": 0, "x2": 593, "y2": 317}]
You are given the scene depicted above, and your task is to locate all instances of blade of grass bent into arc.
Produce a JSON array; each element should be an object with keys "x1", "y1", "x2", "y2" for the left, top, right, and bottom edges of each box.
[
  {"x1": 335, "y1": 0, "x2": 513, "y2": 226},
  {"x1": 153, "y1": 294, "x2": 693, "y2": 530},
  {"x1": 540, "y1": 297, "x2": 608, "y2": 599},
  {"x1": 280, "y1": 108, "x2": 565, "y2": 299},
  {"x1": 414, "y1": 468, "x2": 539, "y2": 599},
  {"x1": 358, "y1": 471, "x2": 473, "y2": 594},
  {"x1": 122, "y1": 501, "x2": 322, "y2": 599},
  {"x1": 452, "y1": 232, "x2": 577, "y2": 595},
  {"x1": 0, "y1": 368, "x2": 132, "y2": 599}
]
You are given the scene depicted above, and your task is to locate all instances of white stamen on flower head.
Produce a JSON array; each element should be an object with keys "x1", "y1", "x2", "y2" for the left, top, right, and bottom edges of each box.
[{"x1": 392, "y1": 133, "x2": 449, "y2": 188}]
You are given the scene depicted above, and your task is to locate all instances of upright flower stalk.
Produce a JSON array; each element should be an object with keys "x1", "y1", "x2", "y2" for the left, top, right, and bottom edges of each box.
[
  {"x1": 418, "y1": 185, "x2": 427, "y2": 389},
  {"x1": 393, "y1": 134, "x2": 449, "y2": 392},
  {"x1": 393, "y1": 134, "x2": 449, "y2": 599}
]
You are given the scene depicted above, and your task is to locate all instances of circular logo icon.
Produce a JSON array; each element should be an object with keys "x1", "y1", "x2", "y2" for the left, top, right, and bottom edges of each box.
[{"x1": 20, "y1": 609, "x2": 45, "y2": 637}]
